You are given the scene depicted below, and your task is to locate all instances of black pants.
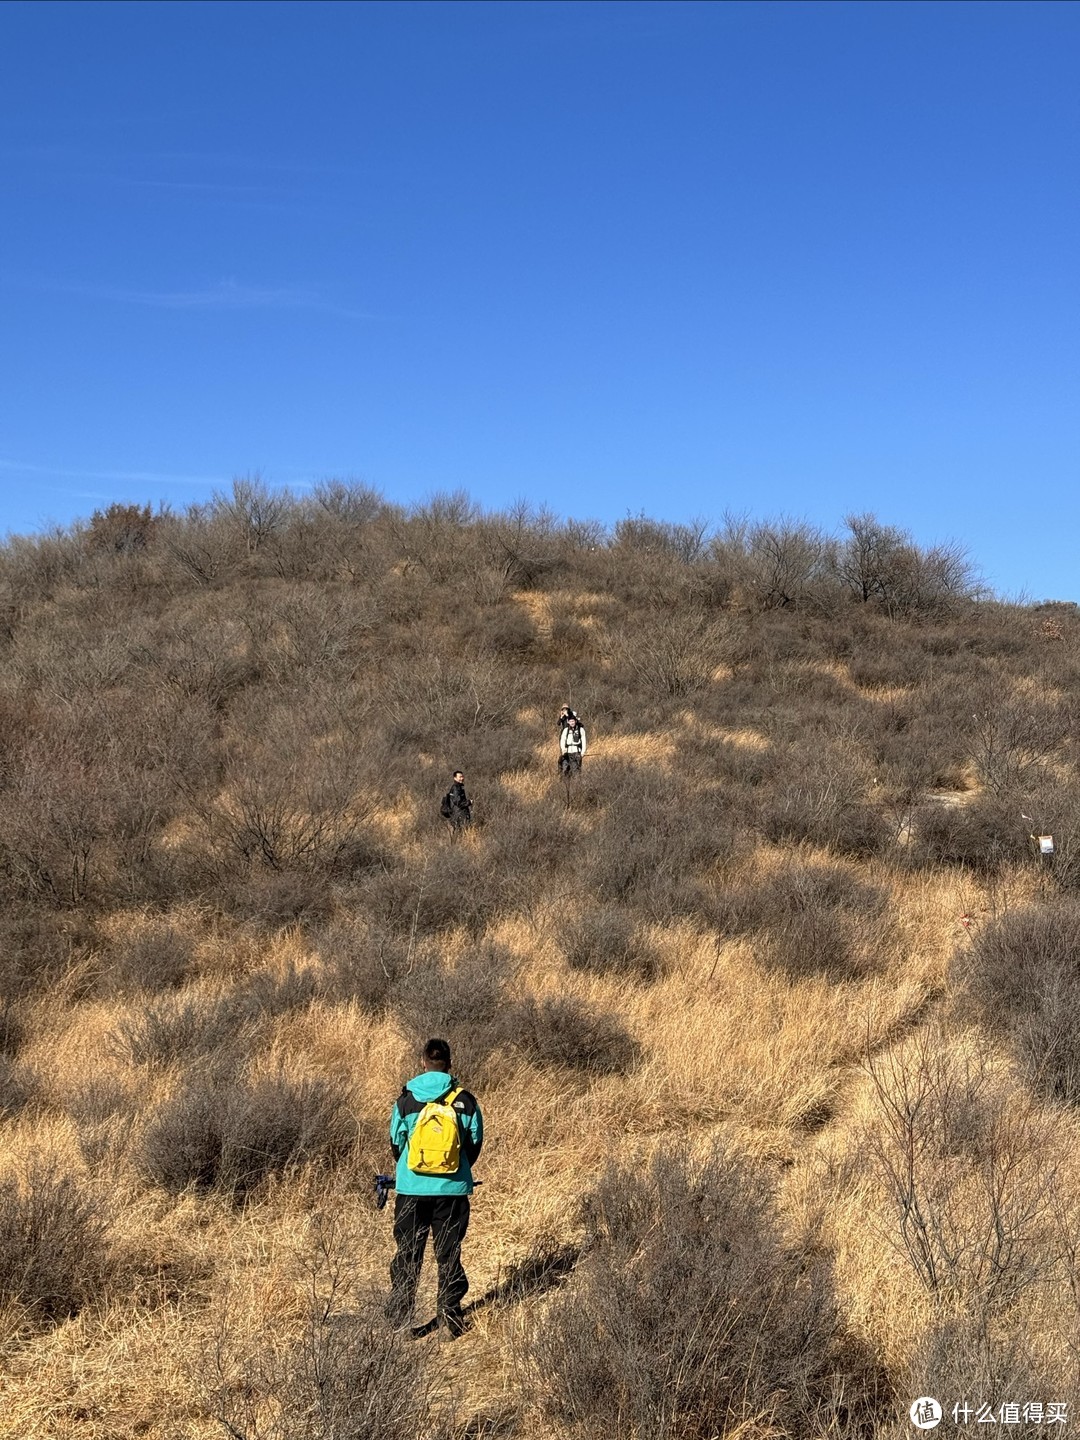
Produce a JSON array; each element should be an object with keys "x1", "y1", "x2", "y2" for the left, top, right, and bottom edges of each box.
[
  {"x1": 388, "y1": 1194, "x2": 470, "y2": 1320},
  {"x1": 559, "y1": 753, "x2": 582, "y2": 776}
]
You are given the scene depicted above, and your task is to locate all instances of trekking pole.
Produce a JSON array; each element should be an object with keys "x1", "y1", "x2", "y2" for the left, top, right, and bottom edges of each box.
[{"x1": 374, "y1": 1175, "x2": 481, "y2": 1212}]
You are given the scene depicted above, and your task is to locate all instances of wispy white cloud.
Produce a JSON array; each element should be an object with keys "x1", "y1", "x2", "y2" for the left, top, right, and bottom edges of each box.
[
  {"x1": 0, "y1": 458, "x2": 228, "y2": 489},
  {"x1": 13, "y1": 276, "x2": 377, "y2": 322},
  {"x1": 112, "y1": 178, "x2": 284, "y2": 197},
  {"x1": 96, "y1": 280, "x2": 322, "y2": 310},
  {"x1": 2, "y1": 142, "x2": 359, "y2": 181},
  {"x1": 0, "y1": 460, "x2": 322, "y2": 499}
]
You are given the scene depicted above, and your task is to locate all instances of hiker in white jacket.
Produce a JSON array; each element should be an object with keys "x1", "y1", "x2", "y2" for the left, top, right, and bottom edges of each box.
[{"x1": 559, "y1": 716, "x2": 587, "y2": 776}]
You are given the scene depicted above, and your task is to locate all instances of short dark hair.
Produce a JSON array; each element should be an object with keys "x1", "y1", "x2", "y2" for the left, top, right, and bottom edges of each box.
[
  {"x1": 453, "y1": 770, "x2": 464, "y2": 781},
  {"x1": 424, "y1": 1037, "x2": 451, "y2": 1067}
]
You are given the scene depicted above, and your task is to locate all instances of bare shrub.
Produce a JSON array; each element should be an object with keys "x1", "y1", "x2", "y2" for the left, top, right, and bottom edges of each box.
[
  {"x1": 705, "y1": 861, "x2": 888, "y2": 979},
  {"x1": 0, "y1": 526, "x2": 88, "y2": 605},
  {"x1": 228, "y1": 866, "x2": 337, "y2": 927},
  {"x1": 314, "y1": 920, "x2": 404, "y2": 1012},
  {"x1": 87, "y1": 502, "x2": 157, "y2": 554},
  {"x1": 560, "y1": 906, "x2": 662, "y2": 982},
  {"x1": 266, "y1": 586, "x2": 380, "y2": 678},
  {"x1": 211, "y1": 476, "x2": 289, "y2": 558},
  {"x1": 163, "y1": 504, "x2": 242, "y2": 586},
  {"x1": 523, "y1": 1143, "x2": 860, "y2": 1439},
  {"x1": 140, "y1": 1072, "x2": 351, "y2": 1200},
  {"x1": 115, "y1": 960, "x2": 324, "y2": 1069},
  {"x1": 970, "y1": 695, "x2": 1068, "y2": 795},
  {"x1": 0, "y1": 690, "x2": 194, "y2": 905},
  {"x1": 586, "y1": 765, "x2": 736, "y2": 914},
  {"x1": 258, "y1": 957, "x2": 324, "y2": 1008},
  {"x1": 768, "y1": 907, "x2": 860, "y2": 981},
  {"x1": 775, "y1": 861, "x2": 888, "y2": 917},
  {"x1": 462, "y1": 600, "x2": 538, "y2": 658},
  {"x1": 603, "y1": 609, "x2": 730, "y2": 696},
  {"x1": 202, "y1": 705, "x2": 373, "y2": 876},
  {"x1": 2, "y1": 726, "x2": 121, "y2": 905},
  {"x1": 714, "y1": 515, "x2": 834, "y2": 612},
  {"x1": 363, "y1": 848, "x2": 507, "y2": 941},
  {"x1": 484, "y1": 806, "x2": 584, "y2": 880},
  {"x1": 0, "y1": 1155, "x2": 112, "y2": 1324},
  {"x1": 0, "y1": 911, "x2": 97, "y2": 997},
  {"x1": 479, "y1": 499, "x2": 560, "y2": 590},
  {"x1": 142, "y1": 611, "x2": 256, "y2": 709},
  {"x1": 834, "y1": 512, "x2": 979, "y2": 619},
  {"x1": 1017, "y1": 783, "x2": 1080, "y2": 893},
  {"x1": 709, "y1": 859, "x2": 881, "y2": 933},
  {"x1": 65, "y1": 1076, "x2": 138, "y2": 1168},
  {"x1": 860, "y1": 1024, "x2": 1062, "y2": 1407},
  {"x1": 382, "y1": 649, "x2": 526, "y2": 741},
  {"x1": 505, "y1": 996, "x2": 639, "y2": 1077},
  {"x1": 909, "y1": 794, "x2": 1032, "y2": 874},
  {"x1": 0, "y1": 1057, "x2": 33, "y2": 1119},
  {"x1": 546, "y1": 596, "x2": 598, "y2": 661},
  {"x1": 313, "y1": 478, "x2": 386, "y2": 525},
  {"x1": 104, "y1": 923, "x2": 194, "y2": 994},
  {"x1": 113, "y1": 993, "x2": 256, "y2": 1069},
  {"x1": 764, "y1": 863, "x2": 888, "y2": 979},
  {"x1": 760, "y1": 749, "x2": 890, "y2": 858},
  {"x1": 205, "y1": 1214, "x2": 433, "y2": 1440},
  {"x1": 0, "y1": 1000, "x2": 24, "y2": 1057},
  {"x1": 0, "y1": 995, "x2": 32, "y2": 1116},
  {"x1": 390, "y1": 945, "x2": 511, "y2": 1077},
  {"x1": 897, "y1": 1317, "x2": 1049, "y2": 1439},
  {"x1": 613, "y1": 514, "x2": 710, "y2": 563},
  {"x1": 390, "y1": 489, "x2": 483, "y2": 583},
  {"x1": 955, "y1": 901, "x2": 1080, "y2": 1102}
]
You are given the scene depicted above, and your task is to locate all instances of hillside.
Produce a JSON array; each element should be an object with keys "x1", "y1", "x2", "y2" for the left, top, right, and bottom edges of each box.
[{"x1": 0, "y1": 484, "x2": 1077, "y2": 1438}]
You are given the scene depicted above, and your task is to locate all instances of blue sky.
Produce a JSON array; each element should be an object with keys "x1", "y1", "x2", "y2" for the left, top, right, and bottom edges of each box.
[{"x1": 1, "y1": 0, "x2": 1077, "y2": 599}]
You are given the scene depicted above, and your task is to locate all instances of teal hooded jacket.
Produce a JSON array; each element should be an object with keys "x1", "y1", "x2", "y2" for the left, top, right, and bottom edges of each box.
[{"x1": 389, "y1": 1069, "x2": 483, "y2": 1197}]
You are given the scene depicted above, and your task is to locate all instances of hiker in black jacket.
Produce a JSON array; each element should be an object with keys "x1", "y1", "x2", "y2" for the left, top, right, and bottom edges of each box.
[{"x1": 441, "y1": 771, "x2": 472, "y2": 835}]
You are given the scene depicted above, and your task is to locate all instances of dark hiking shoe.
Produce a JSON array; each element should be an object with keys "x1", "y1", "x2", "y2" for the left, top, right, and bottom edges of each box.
[
  {"x1": 383, "y1": 1297, "x2": 413, "y2": 1331},
  {"x1": 440, "y1": 1307, "x2": 468, "y2": 1339}
]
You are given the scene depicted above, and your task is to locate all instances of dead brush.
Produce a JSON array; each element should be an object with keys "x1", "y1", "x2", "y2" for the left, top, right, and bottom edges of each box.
[
  {"x1": 202, "y1": 1209, "x2": 435, "y2": 1439},
  {"x1": 953, "y1": 898, "x2": 1080, "y2": 1103},
  {"x1": 558, "y1": 905, "x2": 663, "y2": 983},
  {"x1": 0, "y1": 1153, "x2": 114, "y2": 1328},
  {"x1": 519, "y1": 1141, "x2": 882, "y2": 1440},
  {"x1": 139, "y1": 1069, "x2": 353, "y2": 1201}
]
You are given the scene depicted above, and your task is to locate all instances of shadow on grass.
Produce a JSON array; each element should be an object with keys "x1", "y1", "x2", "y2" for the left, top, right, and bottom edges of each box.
[
  {"x1": 471, "y1": 1237, "x2": 581, "y2": 1314},
  {"x1": 409, "y1": 1237, "x2": 581, "y2": 1340}
]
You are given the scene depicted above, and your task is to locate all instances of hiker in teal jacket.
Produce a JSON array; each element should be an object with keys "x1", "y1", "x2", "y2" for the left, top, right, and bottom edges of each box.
[{"x1": 385, "y1": 1037, "x2": 483, "y2": 1337}]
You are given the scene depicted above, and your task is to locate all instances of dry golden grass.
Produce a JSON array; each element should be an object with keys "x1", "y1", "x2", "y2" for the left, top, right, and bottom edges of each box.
[
  {"x1": 2, "y1": 842, "x2": 1058, "y2": 1437},
  {"x1": 2, "y1": 506, "x2": 1077, "y2": 1436}
]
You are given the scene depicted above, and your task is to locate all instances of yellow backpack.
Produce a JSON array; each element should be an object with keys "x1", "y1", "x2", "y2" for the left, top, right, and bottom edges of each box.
[{"x1": 407, "y1": 1088, "x2": 463, "y2": 1175}]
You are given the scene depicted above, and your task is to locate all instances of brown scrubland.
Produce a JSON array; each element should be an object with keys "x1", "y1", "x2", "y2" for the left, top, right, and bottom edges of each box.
[{"x1": 0, "y1": 483, "x2": 1078, "y2": 1437}]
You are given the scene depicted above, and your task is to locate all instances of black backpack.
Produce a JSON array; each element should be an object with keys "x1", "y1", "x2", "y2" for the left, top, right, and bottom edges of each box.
[{"x1": 440, "y1": 792, "x2": 453, "y2": 818}]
